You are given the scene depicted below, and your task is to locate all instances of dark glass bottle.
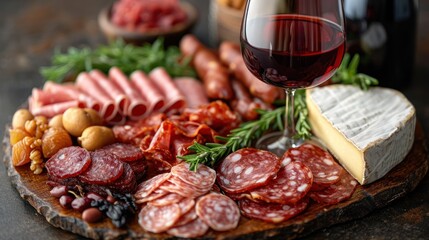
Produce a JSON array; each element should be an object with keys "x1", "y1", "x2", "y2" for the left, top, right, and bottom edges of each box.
[{"x1": 344, "y1": 0, "x2": 418, "y2": 89}]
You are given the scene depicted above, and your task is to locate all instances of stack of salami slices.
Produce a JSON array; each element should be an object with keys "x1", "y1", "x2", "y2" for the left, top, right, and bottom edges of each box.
[
  {"x1": 134, "y1": 162, "x2": 240, "y2": 238},
  {"x1": 217, "y1": 144, "x2": 358, "y2": 223},
  {"x1": 45, "y1": 143, "x2": 146, "y2": 195}
]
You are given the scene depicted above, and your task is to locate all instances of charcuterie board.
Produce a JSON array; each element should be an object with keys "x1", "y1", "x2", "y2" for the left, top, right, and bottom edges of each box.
[{"x1": 2, "y1": 122, "x2": 428, "y2": 240}]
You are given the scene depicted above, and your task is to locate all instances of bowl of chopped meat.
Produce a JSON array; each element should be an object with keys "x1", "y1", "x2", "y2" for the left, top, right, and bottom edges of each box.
[{"x1": 99, "y1": 0, "x2": 198, "y2": 45}]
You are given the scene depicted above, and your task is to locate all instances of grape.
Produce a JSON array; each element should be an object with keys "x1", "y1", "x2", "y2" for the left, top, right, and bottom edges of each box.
[
  {"x1": 71, "y1": 197, "x2": 92, "y2": 212},
  {"x1": 59, "y1": 195, "x2": 73, "y2": 209},
  {"x1": 50, "y1": 186, "x2": 68, "y2": 198},
  {"x1": 86, "y1": 192, "x2": 104, "y2": 201}
]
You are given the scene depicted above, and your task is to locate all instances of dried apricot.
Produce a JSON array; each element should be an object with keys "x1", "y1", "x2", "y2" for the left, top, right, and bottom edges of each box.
[
  {"x1": 42, "y1": 127, "x2": 73, "y2": 158},
  {"x1": 9, "y1": 127, "x2": 30, "y2": 146},
  {"x1": 12, "y1": 140, "x2": 32, "y2": 166}
]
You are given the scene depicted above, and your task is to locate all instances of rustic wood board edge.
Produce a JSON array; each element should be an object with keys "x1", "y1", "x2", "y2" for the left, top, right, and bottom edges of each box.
[{"x1": 2, "y1": 123, "x2": 428, "y2": 240}]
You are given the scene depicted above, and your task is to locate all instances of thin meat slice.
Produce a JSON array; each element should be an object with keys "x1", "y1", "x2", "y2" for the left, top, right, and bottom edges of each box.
[
  {"x1": 76, "y1": 72, "x2": 117, "y2": 120},
  {"x1": 149, "y1": 192, "x2": 184, "y2": 206},
  {"x1": 101, "y1": 143, "x2": 144, "y2": 162},
  {"x1": 149, "y1": 67, "x2": 186, "y2": 114},
  {"x1": 174, "y1": 77, "x2": 209, "y2": 109},
  {"x1": 171, "y1": 162, "x2": 216, "y2": 191},
  {"x1": 89, "y1": 69, "x2": 129, "y2": 115},
  {"x1": 285, "y1": 144, "x2": 343, "y2": 186},
  {"x1": 196, "y1": 193, "x2": 240, "y2": 231},
  {"x1": 108, "y1": 162, "x2": 137, "y2": 193},
  {"x1": 135, "y1": 188, "x2": 169, "y2": 204},
  {"x1": 134, "y1": 173, "x2": 171, "y2": 199},
  {"x1": 160, "y1": 176, "x2": 208, "y2": 198},
  {"x1": 138, "y1": 203, "x2": 181, "y2": 233},
  {"x1": 30, "y1": 100, "x2": 84, "y2": 118},
  {"x1": 131, "y1": 70, "x2": 165, "y2": 113},
  {"x1": 217, "y1": 148, "x2": 281, "y2": 194},
  {"x1": 239, "y1": 197, "x2": 309, "y2": 223},
  {"x1": 45, "y1": 146, "x2": 91, "y2": 179},
  {"x1": 109, "y1": 67, "x2": 148, "y2": 119},
  {"x1": 43, "y1": 81, "x2": 100, "y2": 111},
  {"x1": 250, "y1": 161, "x2": 313, "y2": 205},
  {"x1": 31, "y1": 88, "x2": 75, "y2": 106},
  {"x1": 167, "y1": 217, "x2": 209, "y2": 238},
  {"x1": 309, "y1": 170, "x2": 358, "y2": 205},
  {"x1": 79, "y1": 150, "x2": 124, "y2": 185}
]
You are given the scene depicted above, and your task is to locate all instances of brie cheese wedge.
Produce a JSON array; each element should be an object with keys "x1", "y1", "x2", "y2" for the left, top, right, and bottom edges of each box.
[{"x1": 306, "y1": 85, "x2": 416, "y2": 185}]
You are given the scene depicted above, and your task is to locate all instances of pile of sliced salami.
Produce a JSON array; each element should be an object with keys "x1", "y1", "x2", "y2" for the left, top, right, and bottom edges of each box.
[
  {"x1": 134, "y1": 162, "x2": 240, "y2": 238},
  {"x1": 217, "y1": 144, "x2": 358, "y2": 223},
  {"x1": 45, "y1": 143, "x2": 146, "y2": 195}
]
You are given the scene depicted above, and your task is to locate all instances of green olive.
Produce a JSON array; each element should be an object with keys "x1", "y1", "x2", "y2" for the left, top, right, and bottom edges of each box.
[
  {"x1": 12, "y1": 109, "x2": 34, "y2": 129},
  {"x1": 78, "y1": 126, "x2": 116, "y2": 151},
  {"x1": 49, "y1": 114, "x2": 64, "y2": 128}
]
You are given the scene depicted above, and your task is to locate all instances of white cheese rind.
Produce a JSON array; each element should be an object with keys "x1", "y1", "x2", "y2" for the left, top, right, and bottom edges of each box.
[{"x1": 306, "y1": 85, "x2": 416, "y2": 185}]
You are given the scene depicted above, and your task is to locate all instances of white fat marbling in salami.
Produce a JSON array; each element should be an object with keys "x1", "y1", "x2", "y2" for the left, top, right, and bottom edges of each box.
[
  {"x1": 138, "y1": 203, "x2": 181, "y2": 233},
  {"x1": 148, "y1": 192, "x2": 184, "y2": 206},
  {"x1": 45, "y1": 146, "x2": 91, "y2": 179},
  {"x1": 134, "y1": 173, "x2": 170, "y2": 200},
  {"x1": 217, "y1": 148, "x2": 280, "y2": 193},
  {"x1": 79, "y1": 150, "x2": 124, "y2": 185},
  {"x1": 250, "y1": 161, "x2": 313, "y2": 205},
  {"x1": 171, "y1": 162, "x2": 216, "y2": 190},
  {"x1": 166, "y1": 217, "x2": 209, "y2": 238},
  {"x1": 196, "y1": 193, "x2": 240, "y2": 231}
]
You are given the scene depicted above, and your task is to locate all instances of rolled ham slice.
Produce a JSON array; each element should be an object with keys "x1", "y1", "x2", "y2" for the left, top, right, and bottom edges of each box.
[
  {"x1": 148, "y1": 68, "x2": 187, "y2": 114},
  {"x1": 43, "y1": 81, "x2": 100, "y2": 112},
  {"x1": 30, "y1": 100, "x2": 84, "y2": 118},
  {"x1": 31, "y1": 88, "x2": 75, "y2": 107},
  {"x1": 109, "y1": 67, "x2": 149, "y2": 120},
  {"x1": 130, "y1": 70, "x2": 165, "y2": 113},
  {"x1": 89, "y1": 69, "x2": 129, "y2": 115},
  {"x1": 174, "y1": 77, "x2": 208, "y2": 109},
  {"x1": 76, "y1": 72, "x2": 117, "y2": 121}
]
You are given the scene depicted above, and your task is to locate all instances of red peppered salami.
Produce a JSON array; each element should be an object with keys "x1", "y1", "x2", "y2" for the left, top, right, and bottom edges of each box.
[
  {"x1": 167, "y1": 217, "x2": 209, "y2": 238},
  {"x1": 108, "y1": 163, "x2": 137, "y2": 193},
  {"x1": 239, "y1": 197, "x2": 309, "y2": 223},
  {"x1": 196, "y1": 193, "x2": 240, "y2": 231},
  {"x1": 79, "y1": 151, "x2": 124, "y2": 185},
  {"x1": 138, "y1": 203, "x2": 181, "y2": 233},
  {"x1": 101, "y1": 143, "x2": 144, "y2": 162},
  {"x1": 285, "y1": 144, "x2": 343, "y2": 186},
  {"x1": 45, "y1": 146, "x2": 91, "y2": 179},
  {"x1": 250, "y1": 161, "x2": 313, "y2": 204},
  {"x1": 171, "y1": 162, "x2": 216, "y2": 190},
  {"x1": 309, "y1": 170, "x2": 358, "y2": 205},
  {"x1": 217, "y1": 148, "x2": 280, "y2": 194}
]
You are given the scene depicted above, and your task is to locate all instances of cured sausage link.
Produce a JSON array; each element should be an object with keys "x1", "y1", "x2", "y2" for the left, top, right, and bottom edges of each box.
[
  {"x1": 230, "y1": 79, "x2": 265, "y2": 121},
  {"x1": 174, "y1": 77, "x2": 209, "y2": 109}
]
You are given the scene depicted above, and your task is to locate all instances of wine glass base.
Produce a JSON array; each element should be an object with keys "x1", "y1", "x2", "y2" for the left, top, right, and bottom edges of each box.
[
  {"x1": 255, "y1": 132, "x2": 304, "y2": 157},
  {"x1": 255, "y1": 132, "x2": 328, "y2": 157}
]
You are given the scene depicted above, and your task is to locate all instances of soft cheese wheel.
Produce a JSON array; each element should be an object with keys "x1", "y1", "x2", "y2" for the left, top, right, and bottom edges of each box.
[{"x1": 306, "y1": 85, "x2": 416, "y2": 185}]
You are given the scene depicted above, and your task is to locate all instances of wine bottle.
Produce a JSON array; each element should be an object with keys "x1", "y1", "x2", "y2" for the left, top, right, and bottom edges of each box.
[{"x1": 344, "y1": 0, "x2": 418, "y2": 89}]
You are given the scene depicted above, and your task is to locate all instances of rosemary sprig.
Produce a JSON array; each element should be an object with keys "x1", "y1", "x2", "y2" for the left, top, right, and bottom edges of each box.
[
  {"x1": 40, "y1": 38, "x2": 196, "y2": 82},
  {"x1": 178, "y1": 107, "x2": 285, "y2": 171}
]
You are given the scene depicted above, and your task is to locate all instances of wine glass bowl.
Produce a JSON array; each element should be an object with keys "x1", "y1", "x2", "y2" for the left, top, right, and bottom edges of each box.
[{"x1": 240, "y1": 0, "x2": 346, "y2": 155}]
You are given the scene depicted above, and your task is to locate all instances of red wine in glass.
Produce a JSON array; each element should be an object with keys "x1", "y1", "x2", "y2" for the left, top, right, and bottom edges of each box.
[{"x1": 241, "y1": 0, "x2": 346, "y2": 156}]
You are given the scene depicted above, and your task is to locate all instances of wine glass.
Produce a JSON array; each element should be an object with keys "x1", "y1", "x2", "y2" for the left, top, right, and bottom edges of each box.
[{"x1": 240, "y1": 0, "x2": 346, "y2": 156}]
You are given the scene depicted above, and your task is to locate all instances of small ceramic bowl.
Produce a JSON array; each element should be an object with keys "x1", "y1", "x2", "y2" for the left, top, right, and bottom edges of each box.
[{"x1": 98, "y1": 1, "x2": 198, "y2": 46}]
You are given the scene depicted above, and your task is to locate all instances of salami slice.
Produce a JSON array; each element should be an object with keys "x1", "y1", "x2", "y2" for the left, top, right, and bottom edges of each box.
[
  {"x1": 250, "y1": 161, "x2": 313, "y2": 205},
  {"x1": 138, "y1": 203, "x2": 181, "y2": 233},
  {"x1": 196, "y1": 193, "x2": 240, "y2": 231},
  {"x1": 101, "y1": 143, "x2": 144, "y2": 162},
  {"x1": 108, "y1": 163, "x2": 137, "y2": 193},
  {"x1": 79, "y1": 151, "x2": 124, "y2": 185},
  {"x1": 217, "y1": 148, "x2": 280, "y2": 194},
  {"x1": 239, "y1": 197, "x2": 309, "y2": 223},
  {"x1": 171, "y1": 162, "x2": 216, "y2": 191},
  {"x1": 45, "y1": 146, "x2": 91, "y2": 179},
  {"x1": 309, "y1": 170, "x2": 358, "y2": 205},
  {"x1": 174, "y1": 204, "x2": 197, "y2": 227},
  {"x1": 285, "y1": 144, "x2": 343, "y2": 186},
  {"x1": 149, "y1": 192, "x2": 184, "y2": 206},
  {"x1": 135, "y1": 188, "x2": 169, "y2": 204},
  {"x1": 160, "y1": 177, "x2": 208, "y2": 198},
  {"x1": 134, "y1": 173, "x2": 170, "y2": 199},
  {"x1": 167, "y1": 217, "x2": 209, "y2": 238}
]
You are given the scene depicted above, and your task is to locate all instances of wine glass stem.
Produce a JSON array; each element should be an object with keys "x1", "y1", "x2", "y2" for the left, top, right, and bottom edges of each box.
[{"x1": 284, "y1": 88, "x2": 296, "y2": 138}]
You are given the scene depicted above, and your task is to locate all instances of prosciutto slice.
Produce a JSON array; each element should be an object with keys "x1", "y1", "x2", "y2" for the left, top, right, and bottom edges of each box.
[
  {"x1": 131, "y1": 70, "x2": 165, "y2": 113},
  {"x1": 109, "y1": 67, "x2": 149, "y2": 119},
  {"x1": 76, "y1": 72, "x2": 117, "y2": 121},
  {"x1": 89, "y1": 69, "x2": 129, "y2": 115},
  {"x1": 174, "y1": 77, "x2": 208, "y2": 109},
  {"x1": 149, "y1": 67, "x2": 186, "y2": 114}
]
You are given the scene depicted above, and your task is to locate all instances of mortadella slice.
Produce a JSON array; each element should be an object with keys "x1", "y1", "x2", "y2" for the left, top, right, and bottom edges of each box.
[
  {"x1": 30, "y1": 100, "x2": 84, "y2": 118},
  {"x1": 89, "y1": 69, "x2": 129, "y2": 115},
  {"x1": 174, "y1": 77, "x2": 208, "y2": 109},
  {"x1": 31, "y1": 88, "x2": 75, "y2": 107},
  {"x1": 131, "y1": 70, "x2": 165, "y2": 113},
  {"x1": 149, "y1": 67, "x2": 186, "y2": 114},
  {"x1": 76, "y1": 72, "x2": 117, "y2": 121},
  {"x1": 109, "y1": 67, "x2": 149, "y2": 119}
]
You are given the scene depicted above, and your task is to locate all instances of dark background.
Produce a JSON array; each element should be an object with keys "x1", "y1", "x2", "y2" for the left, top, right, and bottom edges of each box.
[{"x1": 0, "y1": 0, "x2": 428, "y2": 239}]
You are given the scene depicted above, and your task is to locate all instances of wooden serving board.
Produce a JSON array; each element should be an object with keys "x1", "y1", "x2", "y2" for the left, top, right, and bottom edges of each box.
[{"x1": 2, "y1": 122, "x2": 428, "y2": 240}]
